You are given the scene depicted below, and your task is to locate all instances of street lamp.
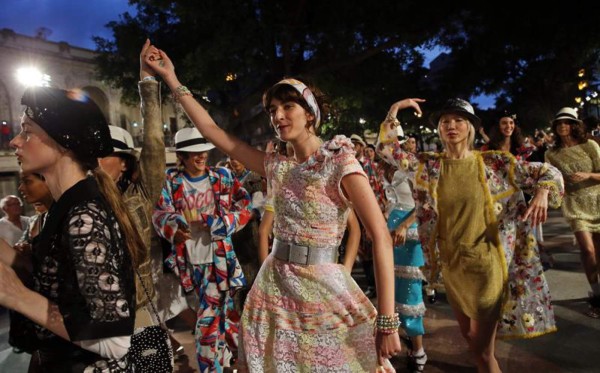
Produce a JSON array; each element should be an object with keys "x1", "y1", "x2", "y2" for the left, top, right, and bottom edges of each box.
[{"x1": 16, "y1": 67, "x2": 51, "y2": 87}]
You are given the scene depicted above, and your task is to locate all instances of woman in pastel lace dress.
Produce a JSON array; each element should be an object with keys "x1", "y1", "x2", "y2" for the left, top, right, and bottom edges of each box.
[{"x1": 145, "y1": 43, "x2": 402, "y2": 372}]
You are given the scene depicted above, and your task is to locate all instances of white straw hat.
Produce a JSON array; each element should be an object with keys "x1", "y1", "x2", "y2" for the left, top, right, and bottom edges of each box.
[
  {"x1": 552, "y1": 107, "x2": 582, "y2": 124},
  {"x1": 108, "y1": 125, "x2": 139, "y2": 158},
  {"x1": 174, "y1": 127, "x2": 215, "y2": 152}
]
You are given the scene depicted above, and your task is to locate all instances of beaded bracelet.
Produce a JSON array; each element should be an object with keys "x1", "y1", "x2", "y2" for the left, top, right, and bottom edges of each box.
[
  {"x1": 375, "y1": 313, "x2": 400, "y2": 334},
  {"x1": 172, "y1": 85, "x2": 193, "y2": 103}
]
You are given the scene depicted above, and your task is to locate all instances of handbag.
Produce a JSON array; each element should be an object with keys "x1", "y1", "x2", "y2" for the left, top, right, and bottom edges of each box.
[{"x1": 128, "y1": 269, "x2": 175, "y2": 373}]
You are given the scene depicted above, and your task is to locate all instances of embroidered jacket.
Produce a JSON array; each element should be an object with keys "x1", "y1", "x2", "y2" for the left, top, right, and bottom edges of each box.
[
  {"x1": 378, "y1": 122, "x2": 564, "y2": 339},
  {"x1": 23, "y1": 177, "x2": 135, "y2": 371},
  {"x1": 153, "y1": 166, "x2": 252, "y2": 293}
]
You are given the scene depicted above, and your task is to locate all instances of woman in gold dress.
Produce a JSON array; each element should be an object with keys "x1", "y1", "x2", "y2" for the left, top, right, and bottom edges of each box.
[
  {"x1": 545, "y1": 107, "x2": 600, "y2": 318},
  {"x1": 378, "y1": 98, "x2": 563, "y2": 373}
]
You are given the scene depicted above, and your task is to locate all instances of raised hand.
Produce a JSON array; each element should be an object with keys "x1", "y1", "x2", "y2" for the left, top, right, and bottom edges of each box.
[
  {"x1": 144, "y1": 47, "x2": 176, "y2": 81},
  {"x1": 139, "y1": 39, "x2": 158, "y2": 80},
  {"x1": 388, "y1": 98, "x2": 426, "y2": 119}
]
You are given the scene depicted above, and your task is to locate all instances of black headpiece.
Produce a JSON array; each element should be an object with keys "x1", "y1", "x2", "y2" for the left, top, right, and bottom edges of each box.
[{"x1": 21, "y1": 87, "x2": 113, "y2": 159}]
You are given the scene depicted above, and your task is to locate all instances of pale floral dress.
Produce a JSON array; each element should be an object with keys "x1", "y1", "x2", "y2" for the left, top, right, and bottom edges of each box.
[{"x1": 238, "y1": 136, "x2": 380, "y2": 372}]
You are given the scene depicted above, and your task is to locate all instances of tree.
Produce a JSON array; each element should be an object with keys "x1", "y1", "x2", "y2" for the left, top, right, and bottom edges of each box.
[
  {"x1": 94, "y1": 0, "x2": 458, "y2": 138},
  {"x1": 427, "y1": 5, "x2": 600, "y2": 132},
  {"x1": 94, "y1": 2, "x2": 600, "y2": 136}
]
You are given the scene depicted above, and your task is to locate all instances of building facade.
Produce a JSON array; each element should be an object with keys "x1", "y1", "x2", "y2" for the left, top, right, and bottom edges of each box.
[{"x1": 0, "y1": 28, "x2": 183, "y2": 209}]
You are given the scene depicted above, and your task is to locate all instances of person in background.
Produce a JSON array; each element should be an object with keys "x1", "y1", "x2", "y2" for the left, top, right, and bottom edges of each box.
[
  {"x1": 8, "y1": 171, "x2": 53, "y2": 354},
  {"x1": 1, "y1": 86, "x2": 144, "y2": 371},
  {"x1": 364, "y1": 143, "x2": 377, "y2": 163},
  {"x1": 480, "y1": 111, "x2": 555, "y2": 269},
  {"x1": 229, "y1": 156, "x2": 265, "y2": 311},
  {"x1": 13, "y1": 172, "x2": 52, "y2": 256},
  {"x1": 0, "y1": 195, "x2": 30, "y2": 247},
  {"x1": 378, "y1": 97, "x2": 562, "y2": 373},
  {"x1": 379, "y1": 131, "x2": 428, "y2": 373},
  {"x1": 403, "y1": 135, "x2": 419, "y2": 154},
  {"x1": 145, "y1": 44, "x2": 401, "y2": 371},
  {"x1": 99, "y1": 39, "x2": 193, "y2": 359},
  {"x1": 352, "y1": 134, "x2": 383, "y2": 299},
  {"x1": 1, "y1": 121, "x2": 12, "y2": 150},
  {"x1": 545, "y1": 107, "x2": 600, "y2": 318},
  {"x1": 350, "y1": 133, "x2": 367, "y2": 162},
  {"x1": 480, "y1": 111, "x2": 535, "y2": 160},
  {"x1": 153, "y1": 126, "x2": 252, "y2": 372}
]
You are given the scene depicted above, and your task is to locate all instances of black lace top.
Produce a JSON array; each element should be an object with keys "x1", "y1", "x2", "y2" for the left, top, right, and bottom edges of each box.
[{"x1": 27, "y1": 177, "x2": 135, "y2": 369}]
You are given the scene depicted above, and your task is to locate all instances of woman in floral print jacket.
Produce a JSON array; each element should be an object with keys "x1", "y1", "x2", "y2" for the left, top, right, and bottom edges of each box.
[{"x1": 377, "y1": 98, "x2": 564, "y2": 373}]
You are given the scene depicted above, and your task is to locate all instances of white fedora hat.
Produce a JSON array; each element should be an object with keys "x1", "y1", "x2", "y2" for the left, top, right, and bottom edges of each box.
[
  {"x1": 350, "y1": 134, "x2": 366, "y2": 147},
  {"x1": 552, "y1": 107, "x2": 582, "y2": 125},
  {"x1": 108, "y1": 125, "x2": 139, "y2": 158},
  {"x1": 174, "y1": 127, "x2": 215, "y2": 152}
]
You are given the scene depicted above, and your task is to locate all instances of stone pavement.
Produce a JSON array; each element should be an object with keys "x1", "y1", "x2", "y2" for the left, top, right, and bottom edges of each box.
[{"x1": 1, "y1": 209, "x2": 599, "y2": 372}]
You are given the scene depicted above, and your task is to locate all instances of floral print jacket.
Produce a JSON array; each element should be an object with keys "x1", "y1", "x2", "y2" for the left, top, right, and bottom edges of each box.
[
  {"x1": 377, "y1": 123, "x2": 564, "y2": 339},
  {"x1": 153, "y1": 166, "x2": 252, "y2": 293}
]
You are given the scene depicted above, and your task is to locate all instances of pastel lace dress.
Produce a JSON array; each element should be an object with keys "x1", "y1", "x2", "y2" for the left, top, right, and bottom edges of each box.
[{"x1": 238, "y1": 136, "x2": 379, "y2": 372}]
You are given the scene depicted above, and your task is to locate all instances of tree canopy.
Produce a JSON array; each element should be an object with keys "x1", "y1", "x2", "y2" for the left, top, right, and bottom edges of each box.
[{"x1": 94, "y1": 1, "x2": 600, "y2": 137}]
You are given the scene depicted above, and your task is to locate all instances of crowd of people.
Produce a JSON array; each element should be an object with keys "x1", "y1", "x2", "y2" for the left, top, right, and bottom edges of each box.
[{"x1": 0, "y1": 38, "x2": 598, "y2": 373}]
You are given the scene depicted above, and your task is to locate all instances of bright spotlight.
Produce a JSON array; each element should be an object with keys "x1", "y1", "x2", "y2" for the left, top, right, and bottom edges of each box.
[
  {"x1": 359, "y1": 118, "x2": 366, "y2": 124},
  {"x1": 16, "y1": 67, "x2": 51, "y2": 87}
]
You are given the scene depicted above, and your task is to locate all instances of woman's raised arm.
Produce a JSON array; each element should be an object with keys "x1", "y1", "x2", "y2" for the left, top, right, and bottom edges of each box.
[{"x1": 145, "y1": 45, "x2": 267, "y2": 176}]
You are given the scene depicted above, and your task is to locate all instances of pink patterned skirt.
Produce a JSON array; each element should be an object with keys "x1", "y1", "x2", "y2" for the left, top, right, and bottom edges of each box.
[{"x1": 238, "y1": 255, "x2": 378, "y2": 372}]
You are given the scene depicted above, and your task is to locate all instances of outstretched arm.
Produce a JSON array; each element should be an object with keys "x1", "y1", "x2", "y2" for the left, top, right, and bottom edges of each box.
[
  {"x1": 138, "y1": 40, "x2": 167, "y2": 203},
  {"x1": 145, "y1": 46, "x2": 267, "y2": 176},
  {"x1": 376, "y1": 98, "x2": 425, "y2": 173}
]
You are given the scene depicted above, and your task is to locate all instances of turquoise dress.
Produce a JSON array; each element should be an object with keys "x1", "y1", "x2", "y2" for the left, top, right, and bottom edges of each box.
[{"x1": 384, "y1": 171, "x2": 425, "y2": 336}]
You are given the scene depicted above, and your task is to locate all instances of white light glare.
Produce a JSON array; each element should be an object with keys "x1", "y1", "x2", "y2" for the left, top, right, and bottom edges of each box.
[
  {"x1": 16, "y1": 67, "x2": 51, "y2": 87},
  {"x1": 359, "y1": 118, "x2": 366, "y2": 124}
]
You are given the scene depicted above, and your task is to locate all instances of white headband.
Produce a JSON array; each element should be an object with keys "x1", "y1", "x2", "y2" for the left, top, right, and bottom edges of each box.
[{"x1": 273, "y1": 78, "x2": 321, "y2": 128}]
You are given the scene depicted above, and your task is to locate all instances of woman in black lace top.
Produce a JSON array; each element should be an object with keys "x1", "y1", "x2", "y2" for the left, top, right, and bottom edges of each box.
[{"x1": 0, "y1": 86, "x2": 146, "y2": 372}]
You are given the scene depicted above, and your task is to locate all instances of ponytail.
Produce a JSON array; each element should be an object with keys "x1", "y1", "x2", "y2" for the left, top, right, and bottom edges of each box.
[{"x1": 92, "y1": 167, "x2": 147, "y2": 268}]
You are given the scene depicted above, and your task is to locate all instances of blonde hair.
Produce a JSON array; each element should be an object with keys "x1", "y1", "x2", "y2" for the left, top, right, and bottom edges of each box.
[
  {"x1": 91, "y1": 166, "x2": 147, "y2": 268},
  {"x1": 437, "y1": 119, "x2": 476, "y2": 150}
]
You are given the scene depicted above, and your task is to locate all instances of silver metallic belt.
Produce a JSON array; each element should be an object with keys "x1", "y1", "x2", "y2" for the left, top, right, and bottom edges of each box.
[{"x1": 272, "y1": 238, "x2": 339, "y2": 265}]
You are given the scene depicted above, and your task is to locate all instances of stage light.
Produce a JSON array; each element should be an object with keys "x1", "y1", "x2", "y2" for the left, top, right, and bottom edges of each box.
[{"x1": 16, "y1": 67, "x2": 51, "y2": 87}]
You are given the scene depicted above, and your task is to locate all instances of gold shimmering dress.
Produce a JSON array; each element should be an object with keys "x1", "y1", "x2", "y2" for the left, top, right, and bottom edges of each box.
[
  {"x1": 437, "y1": 156, "x2": 504, "y2": 320},
  {"x1": 545, "y1": 140, "x2": 600, "y2": 233}
]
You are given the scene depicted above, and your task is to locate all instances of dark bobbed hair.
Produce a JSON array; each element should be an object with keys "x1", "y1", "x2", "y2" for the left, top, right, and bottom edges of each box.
[{"x1": 262, "y1": 79, "x2": 329, "y2": 135}]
